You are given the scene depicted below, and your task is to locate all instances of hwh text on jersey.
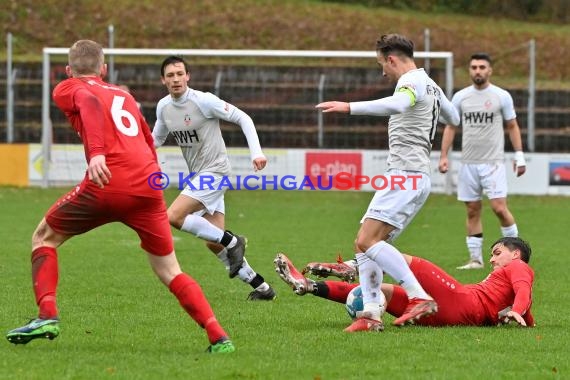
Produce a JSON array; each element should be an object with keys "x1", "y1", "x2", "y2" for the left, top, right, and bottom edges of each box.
[
  {"x1": 172, "y1": 130, "x2": 200, "y2": 146},
  {"x1": 463, "y1": 112, "x2": 494, "y2": 125}
]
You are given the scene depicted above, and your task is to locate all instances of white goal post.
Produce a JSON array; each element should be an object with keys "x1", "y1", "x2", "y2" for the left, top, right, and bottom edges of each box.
[{"x1": 41, "y1": 48, "x2": 453, "y2": 188}]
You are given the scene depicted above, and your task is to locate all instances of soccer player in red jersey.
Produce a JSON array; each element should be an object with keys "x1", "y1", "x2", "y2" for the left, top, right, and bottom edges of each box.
[
  {"x1": 6, "y1": 40, "x2": 235, "y2": 353},
  {"x1": 276, "y1": 236, "x2": 534, "y2": 327}
]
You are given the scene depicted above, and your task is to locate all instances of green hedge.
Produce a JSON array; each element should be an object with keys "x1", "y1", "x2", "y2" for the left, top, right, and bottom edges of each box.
[{"x1": 320, "y1": 0, "x2": 568, "y2": 23}]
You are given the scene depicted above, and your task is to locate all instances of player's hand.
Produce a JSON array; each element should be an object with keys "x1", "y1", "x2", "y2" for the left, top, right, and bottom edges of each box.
[
  {"x1": 88, "y1": 154, "x2": 111, "y2": 188},
  {"x1": 513, "y1": 164, "x2": 526, "y2": 177},
  {"x1": 513, "y1": 151, "x2": 526, "y2": 177},
  {"x1": 315, "y1": 101, "x2": 350, "y2": 113},
  {"x1": 513, "y1": 163, "x2": 526, "y2": 177},
  {"x1": 498, "y1": 310, "x2": 527, "y2": 327},
  {"x1": 438, "y1": 157, "x2": 449, "y2": 173},
  {"x1": 253, "y1": 156, "x2": 267, "y2": 172}
]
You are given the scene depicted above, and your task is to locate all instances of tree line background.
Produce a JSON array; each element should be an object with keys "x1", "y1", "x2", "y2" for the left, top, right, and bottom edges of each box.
[{"x1": 324, "y1": 0, "x2": 569, "y2": 23}]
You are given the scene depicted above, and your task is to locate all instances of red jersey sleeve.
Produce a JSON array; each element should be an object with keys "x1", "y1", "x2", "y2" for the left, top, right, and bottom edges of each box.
[
  {"x1": 75, "y1": 88, "x2": 106, "y2": 158},
  {"x1": 508, "y1": 260, "x2": 534, "y2": 319},
  {"x1": 53, "y1": 79, "x2": 106, "y2": 160},
  {"x1": 524, "y1": 309, "x2": 535, "y2": 327},
  {"x1": 140, "y1": 116, "x2": 158, "y2": 162}
]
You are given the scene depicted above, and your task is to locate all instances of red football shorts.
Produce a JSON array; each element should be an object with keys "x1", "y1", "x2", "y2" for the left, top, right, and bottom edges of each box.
[
  {"x1": 407, "y1": 257, "x2": 485, "y2": 326},
  {"x1": 45, "y1": 180, "x2": 173, "y2": 256}
]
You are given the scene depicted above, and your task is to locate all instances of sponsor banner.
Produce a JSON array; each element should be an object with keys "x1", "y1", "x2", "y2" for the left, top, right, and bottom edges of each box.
[
  {"x1": 29, "y1": 144, "x2": 86, "y2": 186},
  {"x1": 305, "y1": 151, "x2": 363, "y2": 189},
  {"x1": 0, "y1": 144, "x2": 29, "y2": 186},
  {"x1": 24, "y1": 144, "x2": 570, "y2": 195},
  {"x1": 546, "y1": 156, "x2": 570, "y2": 195}
]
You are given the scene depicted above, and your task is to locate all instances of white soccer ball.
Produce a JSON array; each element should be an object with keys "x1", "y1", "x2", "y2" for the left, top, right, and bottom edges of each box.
[
  {"x1": 345, "y1": 285, "x2": 364, "y2": 320},
  {"x1": 345, "y1": 285, "x2": 386, "y2": 320}
]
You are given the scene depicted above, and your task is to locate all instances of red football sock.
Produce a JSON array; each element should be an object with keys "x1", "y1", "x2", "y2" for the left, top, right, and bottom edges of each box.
[
  {"x1": 324, "y1": 281, "x2": 359, "y2": 304},
  {"x1": 31, "y1": 246, "x2": 59, "y2": 319},
  {"x1": 386, "y1": 285, "x2": 408, "y2": 317},
  {"x1": 169, "y1": 273, "x2": 228, "y2": 344}
]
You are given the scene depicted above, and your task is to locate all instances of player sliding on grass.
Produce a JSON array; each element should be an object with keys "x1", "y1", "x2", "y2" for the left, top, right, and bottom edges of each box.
[
  {"x1": 315, "y1": 33, "x2": 460, "y2": 332},
  {"x1": 6, "y1": 40, "x2": 235, "y2": 353},
  {"x1": 275, "y1": 236, "x2": 535, "y2": 328}
]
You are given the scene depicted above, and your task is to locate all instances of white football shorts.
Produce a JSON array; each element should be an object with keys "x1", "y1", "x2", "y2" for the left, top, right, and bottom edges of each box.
[
  {"x1": 181, "y1": 172, "x2": 226, "y2": 216},
  {"x1": 361, "y1": 169, "x2": 431, "y2": 242},
  {"x1": 457, "y1": 163, "x2": 508, "y2": 201}
]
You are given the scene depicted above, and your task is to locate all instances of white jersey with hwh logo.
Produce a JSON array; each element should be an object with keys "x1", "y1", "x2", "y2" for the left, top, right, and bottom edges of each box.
[
  {"x1": 152, "y1": 88, "x2": 263, "y2": 175},
  {"x1": 387, "y1": 69, "x2": 448, "y2": 174},
  {"x1": 452, "y1": 84, "x2": 516, "y2": 164}
]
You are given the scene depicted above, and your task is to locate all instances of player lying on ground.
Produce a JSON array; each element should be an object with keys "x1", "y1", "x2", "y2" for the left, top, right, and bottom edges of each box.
[{"x1": 275, "y1": 236, "x2": 534, "y2": 329}]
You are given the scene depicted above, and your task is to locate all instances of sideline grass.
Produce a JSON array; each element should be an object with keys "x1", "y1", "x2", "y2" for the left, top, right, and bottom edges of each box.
[{"x1": 1, "y1": 188, "x2": 568, "y2": 379}]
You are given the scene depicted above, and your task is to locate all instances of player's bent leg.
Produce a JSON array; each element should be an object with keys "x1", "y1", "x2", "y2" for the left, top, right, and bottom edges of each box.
[
  {"x1": 10, "y1": 218, "x2": 70, "y2": 344},
  {"x1": 147, "y1": 250, "x2": 183, "y2": 286},
  {"x1": 150, "y1": 252, "x2": 234, "y2": 352},
  {"x1": 167, "y1": 194, "x2": 204, "y2": 229},
  {"x1": 32, "y1": 218, "x2": 72, "y2": 250}
]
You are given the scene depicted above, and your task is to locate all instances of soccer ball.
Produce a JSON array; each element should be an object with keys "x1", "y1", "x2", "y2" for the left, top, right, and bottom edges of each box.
[
  {"x1": 345, "y1": 285, "x2": 386, "y2": 320},
  {"x1": 345, "y1": 285, "x2": 364, "y2": 320}
]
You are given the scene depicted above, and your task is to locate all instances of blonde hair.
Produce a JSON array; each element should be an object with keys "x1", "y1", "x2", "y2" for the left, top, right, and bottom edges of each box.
[{"x1": 68, "y1": 40, "x2": 104, "y2": 76}]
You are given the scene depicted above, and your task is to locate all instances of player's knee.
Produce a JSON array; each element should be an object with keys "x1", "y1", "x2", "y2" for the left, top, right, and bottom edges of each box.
[
  {"x1": 31, "y1": 219, "x2": 63, "y2": 250},
  {"x1": 148, "y1": 252, "x2": 181, "y2": 286},
  {"x1": 167, "y1": 209, "x2": 184, "y2": 229},
  {"x1": 492, "y1": 205, "x2": 509, "y2": 219},
  {"x1": 466, "y1": 206, "x2": 481, "y2": 219},
  {"x1": 355, "y1": 236, "x2": 373, "y2": 253}
]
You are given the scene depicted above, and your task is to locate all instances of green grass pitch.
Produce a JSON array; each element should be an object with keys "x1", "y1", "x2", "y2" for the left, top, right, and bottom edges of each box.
[{"x1": 1, "y1": 187, "x2": 568, "y2": 379}]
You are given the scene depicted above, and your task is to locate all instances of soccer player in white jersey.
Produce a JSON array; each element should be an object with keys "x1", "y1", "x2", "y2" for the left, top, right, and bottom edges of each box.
[
  {"x1": 438, "y1": 53, "x2": 526, "y2": 270},
  {"x1": 316, "y1": 34, "x2": 460, "y2": 332},
  {"x1": 152, "y1": 56, "x2": 276, "y2": 300}
]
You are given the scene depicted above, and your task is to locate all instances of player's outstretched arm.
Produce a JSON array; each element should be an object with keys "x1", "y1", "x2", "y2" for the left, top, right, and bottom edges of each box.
[{"x1": 315, "y1": 101, "x2": 350, "y2": 113}]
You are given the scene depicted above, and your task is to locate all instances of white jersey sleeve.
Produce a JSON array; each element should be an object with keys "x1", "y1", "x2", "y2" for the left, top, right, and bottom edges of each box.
[
  {"x1": 152, "y1": 95, "x2": 171, "y2": 148},
  {"x1": 349, "y1": 91, "x2": 412, "y2": 116},
  {"x1": 194, "y1": 92, "x2": 264, "y2": 161},
  {"x1": 500, "y1": 89, "x2": 517, "y2": 121},
  {"x1": 438, "y1": 93, "x2": 460, "y2": 126}
]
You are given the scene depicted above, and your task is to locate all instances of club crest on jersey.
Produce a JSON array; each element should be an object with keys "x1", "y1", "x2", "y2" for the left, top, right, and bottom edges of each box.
[
  {"x1": 484, "y1": 100, "x2": 493, "y2": 109},
  {"x1": 184, "y1": 114, "x2": 192, "y2": 126}
]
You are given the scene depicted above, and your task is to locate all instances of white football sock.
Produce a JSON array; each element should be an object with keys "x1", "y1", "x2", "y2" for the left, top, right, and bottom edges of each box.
[
  {"x1": 365, "y1": 240, "x2": 430, "y2": 300},
  {"x1": 237, "y1": 257, "x2": 257, "y2": 283},
  {"x1": 356, "y1": 253, "x2": 383, "y2": 321},
  {"x1": 216, "y1": 247, "x2": 230, "y2": 271},
  {"x1": 466, "y1": 236, "x2": 484, "y2": 263},
  {"x1": 500, "y1": 224, "x2": 518, "y2": 237},
  {"x1": 180, "y1": 214, "x2": 224, "y2": 242}
]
